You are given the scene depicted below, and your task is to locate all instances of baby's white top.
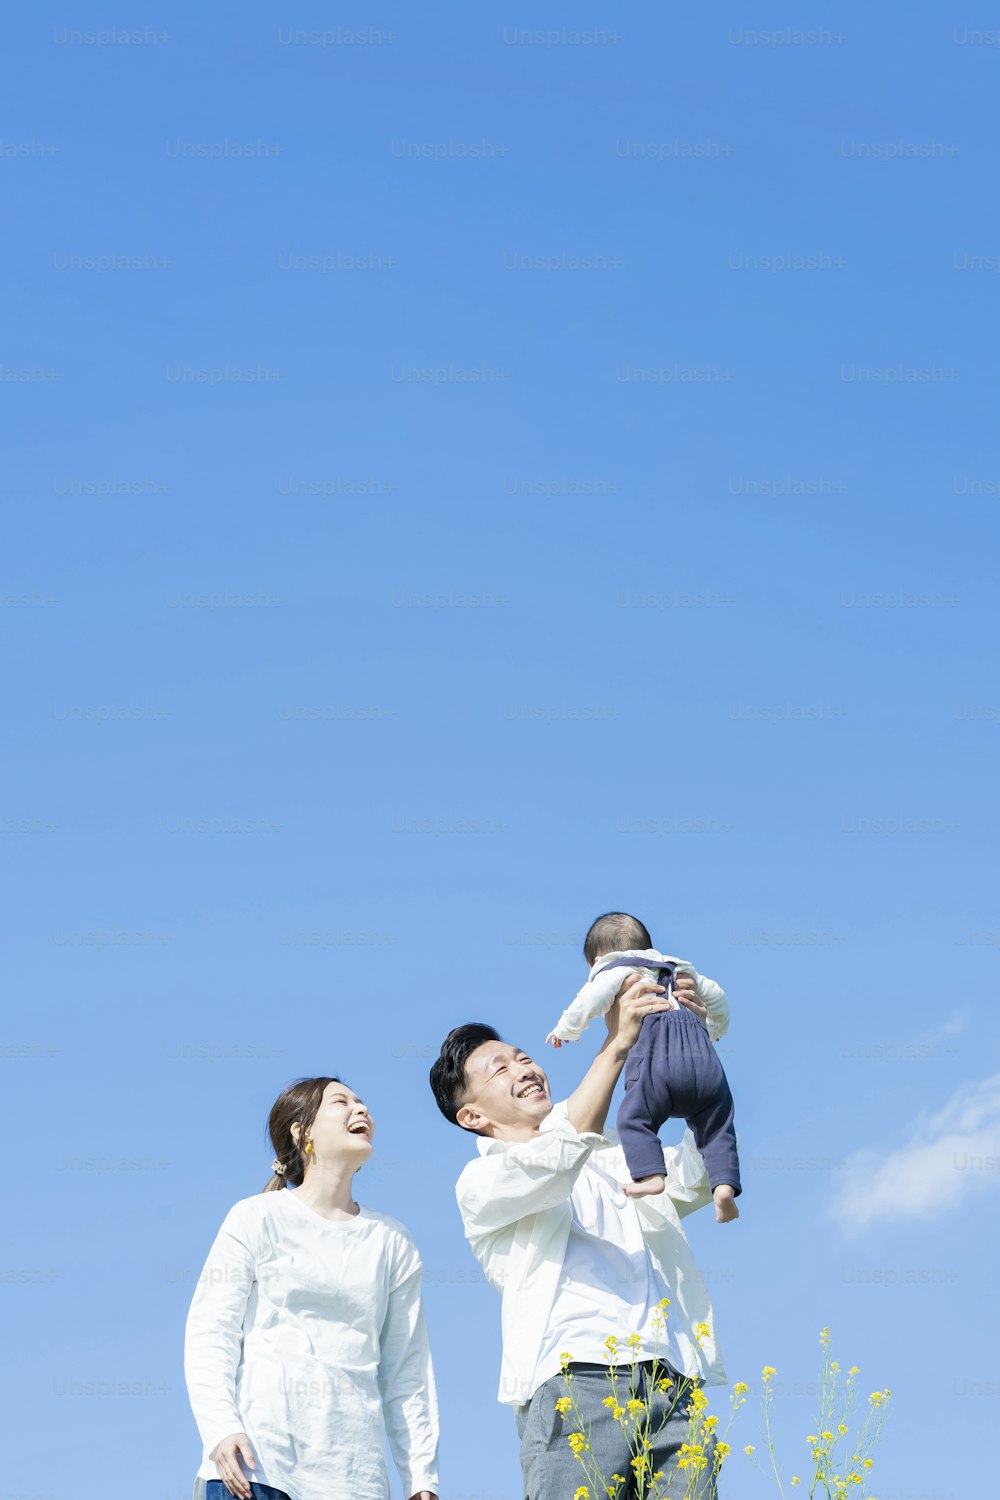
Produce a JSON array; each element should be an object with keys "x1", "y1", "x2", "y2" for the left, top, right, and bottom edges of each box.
[{"x1": 549, "y1": 947, "x2": 730, "y2": 1044}]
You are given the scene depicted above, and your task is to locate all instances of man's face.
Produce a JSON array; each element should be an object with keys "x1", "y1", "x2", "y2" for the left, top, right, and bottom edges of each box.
[{"x1": 456, "y1": 1039, "x2": 552, "y2": 1140}]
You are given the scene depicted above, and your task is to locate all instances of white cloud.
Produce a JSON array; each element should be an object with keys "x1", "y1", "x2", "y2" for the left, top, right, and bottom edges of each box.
[
  {"x1": 912, "y1": 1008, "x2": 969, "y2": 1047},
  {"x1": 831, "y1": 1072, "x2": 1000, "y2": 1234}
]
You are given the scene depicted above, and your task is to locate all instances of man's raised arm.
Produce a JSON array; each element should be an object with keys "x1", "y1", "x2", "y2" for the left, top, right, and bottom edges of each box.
[{"x1": 565, "y1": 974, "x2": 685, "y2": 1134}]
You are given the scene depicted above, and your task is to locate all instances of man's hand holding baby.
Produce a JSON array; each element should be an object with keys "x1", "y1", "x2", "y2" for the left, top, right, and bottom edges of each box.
[
  {"x1": 546, "y1": 971, "x2": 709, "y2": 1054},
  {"x1": 603, "y1": 973, "x2": 672, "y2": 1059},
  {"x1": 609, "y1": 970, "x2": 708, "y2": 1054},
  {"x1": 669, "y1": 969, "x2": 709, "y2": 1027}
]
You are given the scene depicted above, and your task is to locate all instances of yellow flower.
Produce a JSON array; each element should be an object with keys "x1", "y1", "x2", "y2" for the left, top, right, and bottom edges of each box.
[
  {"x1": 657, "y1": 1297, "x2": 671, "y2": 1312},
  {"x1": 702, "y1": 1414, "x2": 718, "y2": 1432},
  {"x1": 559, "y1": 1351, "x2": 573, "y2": 1367},
  {"x1": 626, "y1": 1333, "x2": 642, "y2": 1350},
  {"x1": 762, "y1": 1366, "x2": 777, "y2": 1383},
  {"x1": 603, "y1": 1396, "x2": 617, "y2": 1409},
  {"x1": 677, "y1": 1443, "x2": 706, "y2": 1473},
  {"x1": 848, "y1": 1366, "x2": 859, "y2": 1377},
  {"x1": 568, "y1": 1432, "x2": 587, "y2": 1455},
  {"x1": 791, "y1": 1479, "x2": 800, "y2": 1486},
  {"x1": 820, "y1": 1327, "x2": 830, "y2": 1345},
  {"x1": 863, "y1": 1459, "x2": 874, "y2": 1470},
  {"x1": 733, "y1": 1381, "x2": 749, "y2": 1396},
  {"x1": 806, "y1": 1436, "x2": 818, "y2": 1446},
  {"x1": 657, "y1": 1377, "x2": 673, "y2": 1393},
  {"x1": 604, "y1": 1335, "x2": 618, "y2": 1352},
  {"x1": 821, "y1": 1431, "x2": 834, "y2": 1443},
  {"x1": 744, "y1": 1445, "x2": 756, "y2": 1456},
  {"x1": 574, "y1": 1489, "x2": 589, "y2": 1500},
  {"x1": 555, "y1": 1397, "x2": 573, "y2": 1415},
  {"x1": 626, "y1": 1398, "x2": 645, "y2": 1415},
  {"x1": 716, "y1": 1442, "x2": 730, "y2": 1459}
]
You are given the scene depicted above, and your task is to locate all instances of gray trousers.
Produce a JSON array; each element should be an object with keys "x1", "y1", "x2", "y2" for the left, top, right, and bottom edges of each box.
[{"x1": 515, "y1": 1360, "x2": 717, "y2": 1499}]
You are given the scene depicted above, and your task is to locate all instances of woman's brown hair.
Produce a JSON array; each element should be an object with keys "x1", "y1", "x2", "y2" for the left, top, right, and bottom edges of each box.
[{"x1": 262, "y1": 1076, "x2": 342, "y2": 1192}]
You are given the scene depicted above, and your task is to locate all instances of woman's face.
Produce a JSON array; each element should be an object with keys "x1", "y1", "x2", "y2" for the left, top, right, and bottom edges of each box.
[{"x1": 301, "y1": 1080, "x2": 375, "y2": 1167}]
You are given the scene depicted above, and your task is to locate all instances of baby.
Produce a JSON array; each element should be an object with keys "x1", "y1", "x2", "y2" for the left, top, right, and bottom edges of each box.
[{"x1": 546, "y1": 911, "x2": 741, "y2": 1223}]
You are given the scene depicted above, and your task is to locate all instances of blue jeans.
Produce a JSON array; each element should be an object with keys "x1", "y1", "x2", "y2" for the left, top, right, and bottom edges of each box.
[{"x1": 205, "y1": 1484, "x2": 290, "y2": 1500}]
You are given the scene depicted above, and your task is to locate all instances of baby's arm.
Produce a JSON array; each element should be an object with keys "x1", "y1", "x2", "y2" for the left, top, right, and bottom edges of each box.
[
  {"x1": 546, "y1": 968, "x2": 626, "y2": 1045},
  {"x1": 677, "y1": 963, "x2": 729, "y2": 1041}
]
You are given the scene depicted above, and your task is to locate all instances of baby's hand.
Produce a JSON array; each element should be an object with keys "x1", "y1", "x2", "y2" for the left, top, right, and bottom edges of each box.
[{"x1": 545, "y1": 1031, "x2": 565, "y2": 1048}]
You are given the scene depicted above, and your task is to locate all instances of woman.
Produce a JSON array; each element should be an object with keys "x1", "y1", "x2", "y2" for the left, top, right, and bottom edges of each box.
[{"x1": 184, "y1": 1076, "x2": 440, "y2": 1500}]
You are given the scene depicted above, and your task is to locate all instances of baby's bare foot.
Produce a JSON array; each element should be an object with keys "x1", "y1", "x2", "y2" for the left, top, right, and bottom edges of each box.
[
  {"x1": 623, "y1": 1174, "x2": 666, "y2": 1197},
  {"x1": 714, "y1": 1185, "x2": 740, "y2": 1223}
]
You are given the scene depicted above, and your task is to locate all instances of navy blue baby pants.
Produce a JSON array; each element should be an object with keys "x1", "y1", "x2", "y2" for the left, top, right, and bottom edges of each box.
[{"x1": 611, "y1": 960, "x2": 741, "y2": 1192}]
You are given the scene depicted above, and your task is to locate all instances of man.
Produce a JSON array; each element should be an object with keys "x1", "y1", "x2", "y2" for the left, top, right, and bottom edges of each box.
[{"x1": 429, "y1": 972, "x2": 726, "y2": 1499}]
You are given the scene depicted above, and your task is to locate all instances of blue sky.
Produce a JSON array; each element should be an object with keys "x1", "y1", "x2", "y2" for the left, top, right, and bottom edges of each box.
[{"x1": 3, "y1": 4, "x2": 998, "y2": 1498}]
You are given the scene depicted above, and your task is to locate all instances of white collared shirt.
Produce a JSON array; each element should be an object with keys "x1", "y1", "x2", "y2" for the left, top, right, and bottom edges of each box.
[{"x1": 456, "y1": 1100, "x2": 727, "y2": 1406}]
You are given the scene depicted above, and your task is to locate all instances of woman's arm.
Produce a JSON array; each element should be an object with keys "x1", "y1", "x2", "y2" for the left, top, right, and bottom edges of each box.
[
  {"x1": 378, "y1": 1236, "x2": 440, "y2": 1500},
  {"x1": 183, "y1": 1203, "x2": 257, "y2": 1463}
]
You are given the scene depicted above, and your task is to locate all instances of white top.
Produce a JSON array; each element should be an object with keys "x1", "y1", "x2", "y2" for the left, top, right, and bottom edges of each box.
[
  {"x1": 184, "y1": 1189, "x2": 440, "y2": 1500},
  {"x1": 549, "y1": 949, "x2": 730, "y2": 1044},
  {"x1": 534, "y1": 1159, "x2": 684, "y2": 1388},
  {"x1": 456, "y1": 1099, "x2": 726, "y2": 1406}
]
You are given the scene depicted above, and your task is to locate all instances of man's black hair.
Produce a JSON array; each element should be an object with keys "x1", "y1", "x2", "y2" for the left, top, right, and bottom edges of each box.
[
  {"x1": 583, "y1": 911, "x2": 653, "y2": 967},
  {"x1": 429, "y1": 1022, "x2": 503, "y2": 1127}
]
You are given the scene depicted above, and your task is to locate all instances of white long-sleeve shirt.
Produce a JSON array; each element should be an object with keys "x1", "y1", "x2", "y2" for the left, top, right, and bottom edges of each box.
[
  {"x1": 184, "y1": 1189, "x2": 439, "y2": 1500},
  {"x1": 456, "y1": 1099, "x2": 726, "y2": 1407},
  {"x1": 550, "y1": 949, "x2": 730, "y2": 1044}
]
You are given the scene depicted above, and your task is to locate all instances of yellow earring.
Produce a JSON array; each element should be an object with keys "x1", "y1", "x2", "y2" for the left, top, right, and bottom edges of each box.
[{"x1": 305, "y1": 1140, "x2": 313, "y2": 1155}]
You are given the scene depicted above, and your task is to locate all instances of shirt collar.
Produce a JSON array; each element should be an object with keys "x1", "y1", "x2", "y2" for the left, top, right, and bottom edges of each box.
[
  {"x1": 475, "y1": 1096, "x2": 568, "y2": 1154},
  {"x1": 589, "y1": 946, "x2": 678, "y2": 979}
]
